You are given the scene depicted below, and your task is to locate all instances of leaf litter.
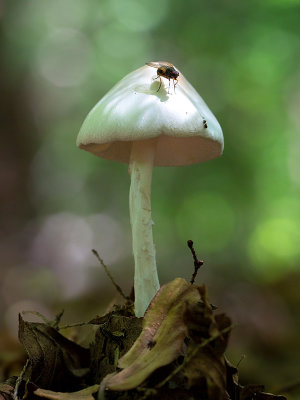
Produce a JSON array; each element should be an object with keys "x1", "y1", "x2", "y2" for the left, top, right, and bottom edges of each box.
[{"x1": 1, "y1": 244, "x2": 289, "y2": 400}]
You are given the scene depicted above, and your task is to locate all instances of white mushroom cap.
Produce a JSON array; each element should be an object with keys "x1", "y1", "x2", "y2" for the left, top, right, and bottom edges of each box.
[{"x1": 77, "y1": 65, "x2": 223, "y2": 166}]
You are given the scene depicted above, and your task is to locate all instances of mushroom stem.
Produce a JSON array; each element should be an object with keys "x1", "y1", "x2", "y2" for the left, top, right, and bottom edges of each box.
[{"x1": 129, "y1": 138, "x2": 159, "y2": 317}]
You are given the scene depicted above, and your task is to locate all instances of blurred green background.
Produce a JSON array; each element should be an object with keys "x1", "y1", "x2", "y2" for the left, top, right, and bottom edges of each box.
[{"x1": 1, "y1": 0, "x2": 300, "y2": 396}]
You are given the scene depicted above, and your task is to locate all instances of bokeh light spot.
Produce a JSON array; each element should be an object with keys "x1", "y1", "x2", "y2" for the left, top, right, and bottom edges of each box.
[
  {"x1": 36, "y1": 28, "x2": 92, "y2": 87},
  {"x1": 95, "y1": 25, "x2": 150, "y2": 61},
  {"x1": 39, "y1": 0, "x2": 88, "y2": 29},
  {"x1": 248, "y1": 217, "x2": 300, "y2": 278},
  {"x1": 176, "y1": 192, "x2": 235, "y2": 253},
  {"x1": 110, "y1": 0, "x2": 169, "y2": 32},
  {"x1": 31, "y1": 212, "x2": 128, "y2": 298}
]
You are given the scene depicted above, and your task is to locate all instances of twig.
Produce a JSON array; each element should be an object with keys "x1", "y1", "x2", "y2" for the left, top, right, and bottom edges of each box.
[
  {"x1": 92, "y1": 249, "x2": 129, "y2": 301},
  {"x1": 187, "y1": 240, "x2": 204, "y2": 284},
  {"x1": 53, "y1": 309, "x2": 64, "y2": 328},
  {"x1": 21, "y1": 311, "x2": 50, "y2": 324},
  {"x1": 13, "y1": 359, "x2": 30, "y2": 400},
  {"x1": 58, "y1": 321, "x2": 89, "y2": 330},
  {"x1": 156, "y1": 324, "x2": 234, "y2": 389},
  {"x1": 22, "y1": 309, "x2": 64, "y2": 329},
  {"x1": 236, "y1": 354, "x2": 246, "y2": 369}
]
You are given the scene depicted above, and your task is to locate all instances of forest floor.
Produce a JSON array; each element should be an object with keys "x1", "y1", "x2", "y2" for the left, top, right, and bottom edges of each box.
[{"x1": 0, "y1": 245, "x2": 292, "y2": 400}]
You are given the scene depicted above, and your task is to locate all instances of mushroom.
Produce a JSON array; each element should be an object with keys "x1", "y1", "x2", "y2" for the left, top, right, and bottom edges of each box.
[{"x1": 77, "y1": 63, "x2": 224, "y2": 317}]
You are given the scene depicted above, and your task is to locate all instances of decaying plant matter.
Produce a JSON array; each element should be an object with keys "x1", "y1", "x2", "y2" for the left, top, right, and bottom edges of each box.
[{"x1": 0, "y1": 272, "x2": 287, "y2": 400}]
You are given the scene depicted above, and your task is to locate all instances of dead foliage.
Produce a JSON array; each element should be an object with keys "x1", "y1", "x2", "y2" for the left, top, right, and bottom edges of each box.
[{"x1": 0, "y1": 279, "x2": 287, "y2": 400}]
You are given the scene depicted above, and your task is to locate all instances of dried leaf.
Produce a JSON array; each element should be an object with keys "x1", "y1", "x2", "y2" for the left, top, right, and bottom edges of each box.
[
  {"x1": 254, "y1": 393, "x2": 286, "y2": 400},
  {"x1": 225, "y1": 357, "x2": 239, "y2": 399},
  {"x1": 90, "y1": 315, "x2": 142, "y2": 383},
  {"x1": 182, "y1": 286, "x2": 232, "y2": 400},
  {"x1": 0, "y1": 384, "x2": 14, "y2": 400},
  {"x1": 104, "y1": 278, "x2": 200, "y2": 391},
  {"x1": 18, "y1": 315, "x2": 90, "y2": 392},
  {"x1": 89, "y1": 303, "x2": 135, "y2": 325},
  {"x1": 183, "y1": 347, "x2": 227, "y2": 400},
  {"x1": 240, "y1": 385, "x2": 286, "y2": 400},
  {"x1": 33, "y1": 384, "x2": 99, "y2": 400},
  {"x1": 225, "y1": 359, "x2": 286, "y2": 400}
]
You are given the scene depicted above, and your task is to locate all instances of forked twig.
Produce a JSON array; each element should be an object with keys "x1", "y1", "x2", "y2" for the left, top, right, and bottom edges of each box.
[{"x1": 187, "y1": 240, "x2": 204, "y2": 284}]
